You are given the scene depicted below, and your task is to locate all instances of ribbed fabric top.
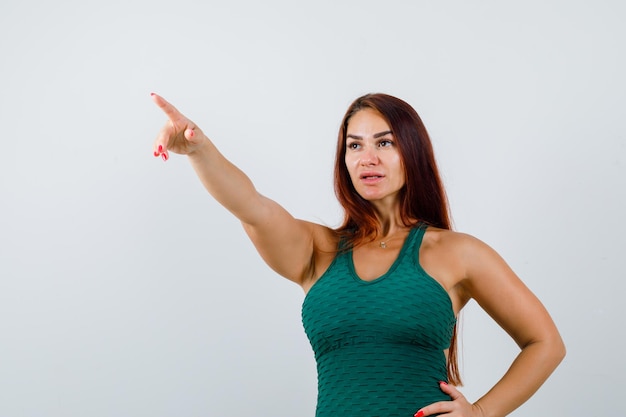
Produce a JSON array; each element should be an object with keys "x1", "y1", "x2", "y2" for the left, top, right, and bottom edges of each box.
[{"x1": 302, "y1": 224, "x2": 456, "y2": 417}]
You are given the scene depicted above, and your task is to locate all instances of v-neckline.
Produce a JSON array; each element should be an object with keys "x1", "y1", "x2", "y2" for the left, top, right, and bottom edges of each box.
[{"x1": 348, "y1": 228, "x2": 416, "y2": 284}]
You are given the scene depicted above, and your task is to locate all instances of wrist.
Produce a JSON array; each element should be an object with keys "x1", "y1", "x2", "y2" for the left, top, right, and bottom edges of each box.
[
  {"x1": 187, "y1": 135, "x2": 212, "y2": 159},
  {"x1": 472, "y1": 401, "x2": 489, "y2": 417}
]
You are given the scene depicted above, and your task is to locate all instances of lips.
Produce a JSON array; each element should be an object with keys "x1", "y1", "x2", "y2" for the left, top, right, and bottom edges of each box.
[
  {"x1": 360, "y1": 171, "x2": 384, "y2": 180},
  {"x1": 359, "y1": 172, "x2": 385, "y2": 185}
]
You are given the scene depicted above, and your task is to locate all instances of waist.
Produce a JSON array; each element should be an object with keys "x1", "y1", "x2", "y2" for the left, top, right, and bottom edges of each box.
[{"x1": 315, "y1": 343, "x2": 449, "y2": 414}]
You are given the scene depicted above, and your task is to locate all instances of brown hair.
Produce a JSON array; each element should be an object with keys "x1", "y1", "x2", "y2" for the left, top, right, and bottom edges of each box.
[{"x1": 333, "y1": 93, "x2": 461, "y2": 385}]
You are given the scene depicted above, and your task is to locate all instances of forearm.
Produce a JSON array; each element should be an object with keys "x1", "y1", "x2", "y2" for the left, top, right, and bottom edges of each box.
[
  {"x1": 186, "y1": 135, "x2": 317, "y2": 283},
  {"x1": 187, "y1": 138, "x2": 265, "y2": 224},
  {"x1": 473, "y1": 338, "x2": 565, "y2": 417}
]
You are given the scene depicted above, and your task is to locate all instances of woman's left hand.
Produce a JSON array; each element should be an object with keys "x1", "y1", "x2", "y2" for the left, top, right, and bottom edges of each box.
[{"x1": 414, "y1": 382, "x2": 485, "y2": 417}]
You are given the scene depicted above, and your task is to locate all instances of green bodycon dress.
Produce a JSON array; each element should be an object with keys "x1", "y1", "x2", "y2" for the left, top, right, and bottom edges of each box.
[{"x1": 301, "y1": 224, "x2": 456, "y2": 416}]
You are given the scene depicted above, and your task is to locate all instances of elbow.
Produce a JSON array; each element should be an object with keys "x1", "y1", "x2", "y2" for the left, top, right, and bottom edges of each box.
[
  {"x1": 545, "y1": 333, "x2": 567, "y2": 370},
  {"x1": 523, "y1": 331, "x2": 566, "y2": 370},
  {"x1": 555, "y1": 335, "x2": 567, "y2": 364}
]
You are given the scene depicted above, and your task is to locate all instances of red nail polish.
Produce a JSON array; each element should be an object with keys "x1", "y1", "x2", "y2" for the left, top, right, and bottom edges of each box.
[
  {"x1": 158, "y1": 145, "x2": 163, "y2": 153},
  {"x1": 414, "y1": 411, "x2": 424, "y2": 417},
  {"x1": 150, "y1": 92, "x2": 155, "y2": 96},
  {"x1": 189, "y1": 129, "x2": 195, "y2": 138},
  {"x1": 153, "y1": 151, "x2": 159, "y2": 157},
  {"x1": 439, "y1": 381, "x2": 448, "y2": 385},
  {"x1": 161, "y1": 152, "x2": 168, "y2": 161}
]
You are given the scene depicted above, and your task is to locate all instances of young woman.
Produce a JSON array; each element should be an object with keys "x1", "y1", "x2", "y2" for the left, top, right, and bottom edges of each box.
[{"x1": 151, "y1": 92, "x2": 565, "y2": 417}]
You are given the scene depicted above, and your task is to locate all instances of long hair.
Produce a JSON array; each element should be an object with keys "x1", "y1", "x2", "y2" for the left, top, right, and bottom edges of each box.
[{"x1": 333, "y1": 93, "x2": 461, "y2": 385}]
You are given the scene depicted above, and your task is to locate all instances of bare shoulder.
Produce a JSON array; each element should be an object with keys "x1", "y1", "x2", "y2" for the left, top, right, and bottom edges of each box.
[
  {"x1": 420, "y1": 227, "x2": 502, "y2": 312},
  {"x1": 422, "y1": 226, "x2": 468, "y2": 246},
  {"x1": 421, "y1": 227, "x2": 486, "y2": 268},
  {"x1": 424, "y1": 227, "x2": 530, "y2": 303}
]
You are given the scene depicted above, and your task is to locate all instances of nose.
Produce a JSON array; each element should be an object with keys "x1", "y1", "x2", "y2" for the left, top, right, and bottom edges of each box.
[{"x1": 360, "y1": 146, "x2": 379, "y2": 166}]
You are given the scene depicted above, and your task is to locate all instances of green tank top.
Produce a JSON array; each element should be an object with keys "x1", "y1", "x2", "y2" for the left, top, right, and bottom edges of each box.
[{"x1": 302, "y1": 224, "x2": 456, "y2": 416}]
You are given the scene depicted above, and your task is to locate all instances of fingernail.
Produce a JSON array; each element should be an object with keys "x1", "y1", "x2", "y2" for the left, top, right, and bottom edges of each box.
[
  {"x1": 153, "y1": 151, "x2": 159, "y2": 157},
  {"x1": 439, "y1": 381, "x2": 448, "y2": 385},
  {"x1": 189, "y1": 129, "x2": 195, "y2": 138},
  {"x1": 150, "y1": 92, "x2": 155, "y2": 96},
  {"x1": 161, "y1": 152, "x2": 168, "y2": 161},
  {"x1": 414, "y1": 411, "x2": 424, "y2": 417},
  {"x1": 158, "y1": 145, "x2": 163, "y2": 153}
]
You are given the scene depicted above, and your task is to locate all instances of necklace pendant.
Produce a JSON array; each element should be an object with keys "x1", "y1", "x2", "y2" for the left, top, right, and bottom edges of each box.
[{"x1": 379, "y1": 241, "x2": 387, "y2": 249}]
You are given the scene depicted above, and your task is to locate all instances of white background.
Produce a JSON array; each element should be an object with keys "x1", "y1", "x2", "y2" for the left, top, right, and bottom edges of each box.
[{"x1": 1, "y1": 1, "x2": 624, "y2": 416}]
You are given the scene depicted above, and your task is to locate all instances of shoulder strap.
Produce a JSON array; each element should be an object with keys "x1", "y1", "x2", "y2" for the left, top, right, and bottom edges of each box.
[{"x1": 404, "y1": 222, "x2": 427, "y2": 265}]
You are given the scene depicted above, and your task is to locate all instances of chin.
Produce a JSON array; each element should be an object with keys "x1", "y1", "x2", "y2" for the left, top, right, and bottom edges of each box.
[{"x1": 360, "y1": 194, "x2": 386, "y2": 202}]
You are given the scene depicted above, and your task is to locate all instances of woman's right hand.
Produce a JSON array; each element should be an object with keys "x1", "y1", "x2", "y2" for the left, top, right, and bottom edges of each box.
[
  {"x1": 151, "y1": 93, "x2": 207, "y2": 161},
  {"x1": 148, "y1": 92, "x2": 329, "y2": 287}
]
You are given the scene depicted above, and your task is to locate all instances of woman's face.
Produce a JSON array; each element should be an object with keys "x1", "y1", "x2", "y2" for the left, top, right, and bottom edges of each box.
[{"x1": 344, "y1": 108, "x2": 405, "y2": 205}]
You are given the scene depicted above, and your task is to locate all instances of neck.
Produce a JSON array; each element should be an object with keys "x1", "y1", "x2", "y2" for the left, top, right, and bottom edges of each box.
[
  {"x1": 378, "y1": 222, "x2": 405, "y2": 238},
  {"x1": 372, "y1": 204, "x2": 405, "y2": 238},
  {"x1": 365, "y1": 197, "x2": 416, "y2": 245},
  {"x1": 373, "y1": 219, "x2": 411, "y2": 249}
]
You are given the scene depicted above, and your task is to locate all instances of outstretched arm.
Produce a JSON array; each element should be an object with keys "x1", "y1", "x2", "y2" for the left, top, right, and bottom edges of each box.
[{"x1": 151, "y1": 93, "x2": 330, "y2": 285}]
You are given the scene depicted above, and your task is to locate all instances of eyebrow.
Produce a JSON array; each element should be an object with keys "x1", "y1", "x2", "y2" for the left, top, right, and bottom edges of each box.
[{"x1": 346, "y1": 130, "x2": 393, "y2": 140}]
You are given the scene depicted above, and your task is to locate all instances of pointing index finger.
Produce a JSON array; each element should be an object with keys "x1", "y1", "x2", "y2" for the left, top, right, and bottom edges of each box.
[{"x1": 150, "y1": 92, "x2": 184, "y2": 122}]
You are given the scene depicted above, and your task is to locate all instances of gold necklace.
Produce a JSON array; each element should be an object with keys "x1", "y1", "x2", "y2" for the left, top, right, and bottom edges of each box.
[
  {"x1": 378, "y1": 233, "x2": 399, "y2": 249},
  {"x1": 377, "y1": 228, "x2": 409, "y2": 249}
]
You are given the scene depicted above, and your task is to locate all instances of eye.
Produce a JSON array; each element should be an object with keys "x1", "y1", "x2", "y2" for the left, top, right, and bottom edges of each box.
[
  {"x1": 347, "y1": 142, "x2": 361, "y2": 150},
  {"x1": 379, "y1": 139, "x2": 394, "y2": 147}
]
